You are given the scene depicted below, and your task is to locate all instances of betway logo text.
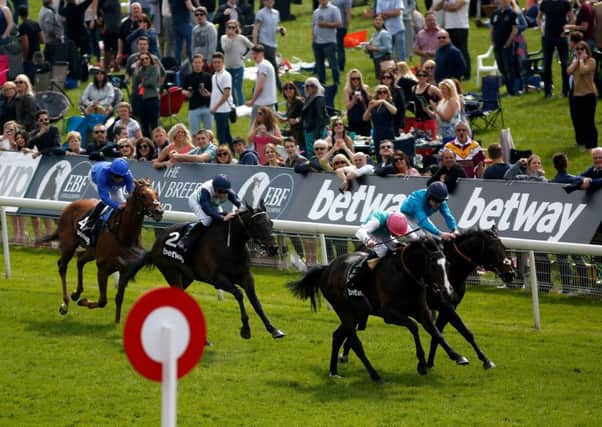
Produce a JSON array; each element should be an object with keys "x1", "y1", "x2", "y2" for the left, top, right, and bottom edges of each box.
[
  {"x1": 458, "y1": 187, "x2": 586, "y2": 242},
  {"x1": 308, "y1": 180, "x2": 405, "y2": 222}
]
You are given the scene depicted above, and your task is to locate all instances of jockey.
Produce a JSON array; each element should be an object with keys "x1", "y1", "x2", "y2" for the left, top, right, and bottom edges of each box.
[
  {"x1": 176, "y1": 174, "x2": 242, "y2": 253},
  {"x1": 345, "y1": 210, "x2": 409, "y2": 298},
  {"x1": 81, "y1": 158, "x2": 135, "y2": 244},
  {"x1": 400, "y1": 181, "x2": 459, "y2": 240}
]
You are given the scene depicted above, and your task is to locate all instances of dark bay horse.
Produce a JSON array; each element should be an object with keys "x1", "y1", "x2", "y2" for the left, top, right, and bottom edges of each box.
[
  {"x1": 340, "y1": 227, "x2": 516, "y2": 370},
  {"x1": 39, "y1": 179, "x2": 164, "y2": 323},
  {"x1": 121, "y1": 202, "x2": 285, "y2": 340},
  {"x1": 288, "y1": 238, "x2": 468, "y2": 383}
]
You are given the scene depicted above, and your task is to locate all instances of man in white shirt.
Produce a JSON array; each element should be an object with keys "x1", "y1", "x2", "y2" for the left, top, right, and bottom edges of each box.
[
  {"x1": 210, "y1": 52, "x2": 234, "y2": 146},
  {"x1": 246, "y1": 44, "x2": 277, "y2": 122},
  {"x1": 434, "y1": 0, "x2": 470, "y2": 80}
]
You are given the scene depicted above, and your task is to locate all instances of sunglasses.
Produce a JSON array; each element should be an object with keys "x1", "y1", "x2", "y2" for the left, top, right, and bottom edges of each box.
[
  {"x1": 576, "y1": 47, "x2": 585, "y2": 51},
  {"x1": 139, "y1": 144, "x2": 149, "y2": 149},
  {"x1": 38, "y1": 118, "x2": 49, "y2": 123},
  {"x1": 437, "y1": 36, "x2": 448, "y2": 40},
  {"x1": 350, "y1": 77, "x2": 360, "y2": 81},
  {"x1": 4, "y1": 128, "x2": 14, "y2": 133},
  {"x1": 15, "y1": 80, "x2": 25, "y2": 84},
  {"x1": 456, "y1": 128, "x2": 469, "y2": 132},
  {"x1": 417, "y1": 73, "x2": 427, "y2": 77},
  {"x1": 380, "y1": 145, "x2": 392, "y2": 149},
  {"x1": 118, "y1": 144, "x2": 130, "y2": 149},
  {"x1": 314, "y1": 146, "x2": 326, "y2": 151},
  {"x1": 227, "y1": 26, "x2": 237, "y2": 29},
  {"x1": 305, "y1": 84, "x2": 316, "y2": 88},
  {"x1": 334, "y1": 161, "x2": 347, "y2": 165},
  {"x1": 195, "y1": 12, "x2": 206, "y2": 16},
  {"x1": 217, "y1": 152, "x2": 229, "y2": 156},
  {"x1": 381, "y1": 75, "x2": 393, "y2": 79},
  {"x1": 377, "y1": 90, "x2": 388, "y2": 95},
  {"x1": 283, "y1": 86, "x2": 295, "y2": 90},
  {"x1": 94, "y1": 129, "x2": 106, "y2": 133}
]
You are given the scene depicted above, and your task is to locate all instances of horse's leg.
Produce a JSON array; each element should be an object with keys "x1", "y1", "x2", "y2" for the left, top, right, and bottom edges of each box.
[
  {"x1": 340, "y1": 339, "x2": 352, "y2": 363},
  {"x1": 57, "y1": 247, "x2": 77, "y2": 315},
  {"x1": 71, "y1": 249, "x2": 95, "y2": 301},
  {"x1": 382, "y1": 307, "x2": 429, "y2": 375},
  {"x1": 78, "y1": 267, "x2": 110, "y2": 309},
  {"x1": 345, "y1": 330, "x2": 383, "y2": 384},
  {"x1": 239, "y1": 272, "x2": 285, "y2": 339},
  {"x1": 214, "y1": 275, "x2": 252, "y2": 339},
  {"x1": 329, "y1": 324, "x2": 348, "y2": 378},
  {"x1": 416, "y1": 305, "x2": 469, "y2": 366},
  {"x1": 427, "y1": 310, "x2": 449, "y2": 369}
]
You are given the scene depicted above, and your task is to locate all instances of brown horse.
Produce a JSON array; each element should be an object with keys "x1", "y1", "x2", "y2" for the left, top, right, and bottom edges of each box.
[{"x1": 39, "y1": 178, "x2": 164, "y2": 323}]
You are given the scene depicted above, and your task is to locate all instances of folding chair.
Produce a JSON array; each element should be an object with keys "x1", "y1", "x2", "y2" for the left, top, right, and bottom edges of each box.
[
  {"x1": 520, "y1": 49, "x2": 544, "y2": 91},
  {"x1": 466, "y1": 76, "x2": 504, "y2": 133},
  {"x1": 160, "y1": 86, "x2": 185, "y2": 126}
]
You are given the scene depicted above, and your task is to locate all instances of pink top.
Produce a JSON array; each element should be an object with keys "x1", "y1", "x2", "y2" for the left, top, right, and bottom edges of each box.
[
  {"x1": 166, "y1": 142, "x2": 193, "y2": 163},
  {"x1": 252, "y1": 135, "x2": 273, "y2": 164}
]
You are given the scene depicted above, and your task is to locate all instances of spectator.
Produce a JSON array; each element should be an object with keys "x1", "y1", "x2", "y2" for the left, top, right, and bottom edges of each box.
[
  {"x1": 423, "y1": 58, "x2": 436, "y2": 85},
  {"x1": 567, "y1": 41, "x2": 598, "y2": 151},
  {"x1": 173, "y1": 128, "x2": 218, "y2": 163},
  {"x1": 118, "y1": 2, "x2": 143, "y2": 66},
  {"x1": 17, "y1": 6, "x2": 43, "y2": 82},
  {"x1": 564, "y1": 0, "x2": 595, "y2": 48},
  {"x1": 233, "y1": 136, "x2": 259, "y2": 164},
  {"x1": 434, "y1": 29, "x2": 466, "y2": 83},
  {"x1": 39, "y1": 0, "x2": 63, "y2": 47},
  {"x1": 116, "y1": 138, "x2": 136, "y2": 159},
  {"x1": 14, "y1": 129, "x2": 31, "y2": 155},
  {"x1": 182, "y1": 53, "x2": 213, "y2": 134},
  {"x1": 363, "y1": 84, "x2": 397, "y2": 148},
  {"x1": 0, "y1": 82, "x2": 18, "y2": 128},
  {"x1": 443, "y1": 121, "x2": 485, "y2": 178},
  {"x1": 537, "y1": 0, "x2": 572, "y2": 97},
  {"x1": 379, "y1": 70, "x2": 405, "y2": 134},
  {"x1": 365, "y1": 14, "x2": 392, "y2": 79},
  {"x1": 395, "y1": 61, "x2": 418, "y2": 104},
  {"x1": 569, "y1": 147, "x2": 602, "y2": 193},
  {"x1": 0, "y1": 120, "x2": 18, "y2": 151},
  {"x1": 59, "y1": 0, "x2": 94, "y2": 56},
  {"x1": 312, "y1": 0, "x2": 342, "y2": 86},
  {"x1": 427, "y1": 148, "x2": 467, "y2": 193},
  {"x1": 215, "y1": 143, "x2": 238, "y2": 164},
  {"x1": 338, "y1": 151, "x2": 374, "y2": 191},
  {"x1": 153, "y1": 123, "x2": 195, "y2": 168},
  {"x1": 434, "y1": 0, "x2": 470, "y2": 80},
  {"x1": 87, "y1": 124, "x2": 119, "y2": 160},
  {"x1": 62, "y1": 131, "x2": 86, "y2": 155},
  {"x1": 131, "y1": 53, "x2": 160, "y2": 138},
  {"x1": 294, "y1": 138, "x2": 329, "y2": 174},
  {"x1": 27, "y1": 109, "x2": 61, "y2": 157},
  {"x1": 222, "y1": 19, "x2": 254, "y2": 106},
  {"x1": 126, "y1": 13, "x2": 161, "y2": 58},
  {"x1": 343, "y1": 69, "x2": 371, "y2": 137},
  {"x1": 263, "y1": 142, "x2": 285, "y2": 166},
  {"x1": 112, "y1": 102, "x2": 142, "y2": 141},
  {"x1": 283, "y1": 137, "x2": 307, "y2": 168},
  {"x1": 391, "y1": 150, "x2": 420, "y2": 176},
  {"x1": 170, "y1": 0, "x2": 194, "y2": 65},
  {"x1": 483, "y1": 143, "x2": 510, "y2": 179},
  {"x1": 246, "y1": 44, "x2": 277, "y2": 121},
  {"x1": 210, "y1": 52, "x2": 234, "y2": 146},
  {"x1": 248, "y1": 105, "x2": 283, "y2": 163},
  {"x1": 113, "y1": 125, "x2": 130, "y2": 143},
  {"x1": 216, "y1": 0, "x2": 254, "y2": 44},
  {"x1": 79, "y1": 68, "x2": 115, "y2": 116},
  {"x1": 14, "y1": 74, "x2": 36, "y2": 132},
  {"x1": 374, "y1": 139, "x2": 396, "y2": 176},
  {"x1": 403, "y1": 0, "x2": 416, "y2": 62},
  {"x1": 152, "y1": 126, "x2": 169, "y2": 151},
  {"x1": 191, "y1": 6, "x2": 217, "y2": 61},
  {"x1": 325, "y1": 117, "x2": 353, "y2": 156},
  {"x1": 280, "y1": 81, "x2": 304, "y2": 150},
  {"x1": 491, "y1": 0, "x2": 519, "y2": 95},
  {"x1": 413, "y1": 11, "x2": 439, "y2": 65},
  {"x1": 371, "y1": 0, "x2": 405, "y2": 62},
  {"x1": 332, "y1": 0, "x2": 352, "y2": 72},
  {"x1": 300, "y1": 77, "x2": 329, "y2": 157},
  {"x1": 198, "y1": 0, "x2": 217, "y2": 21},
  {"x1": 504, "y1": 154, "x2": 547, "y2": 181},
  {"x1": 98, "y1": 0, "x2": 121, "y2": 71},
  {"x1": 135, "y1": 136, "x2": 157, "y2": 160},
  {"x1": 253, "y1": 0, "x2": 284, "y2": 90},
  {"x1": 427, "y1": 78, "x2": 461, "y2": 143}
]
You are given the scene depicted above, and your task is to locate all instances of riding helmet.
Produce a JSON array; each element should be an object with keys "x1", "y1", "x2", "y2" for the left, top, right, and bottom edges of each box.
[
  {"x1": 426, "y1": 182, "x2": 449, "y2": 202},
  {"x1": 386, "y1": 212, "x2": 409, "y2": 236},
  {"x1": 110, "y1": 158, "x2": 130, "y2": 176},
  {"x1": 212, "y1": 174, "x2": 231, "y2": 192}
]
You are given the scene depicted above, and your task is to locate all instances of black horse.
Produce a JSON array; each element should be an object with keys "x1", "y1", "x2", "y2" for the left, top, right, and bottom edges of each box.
[
  {"x1": 122, "y1": 202, "x2": 285, "y2": 339},
  {"x1": 288, "y1": 238, "x2": 468, "y2": 383},
  {"x1": 340, "y1": 227, "x2": 516, "y2": 370}
]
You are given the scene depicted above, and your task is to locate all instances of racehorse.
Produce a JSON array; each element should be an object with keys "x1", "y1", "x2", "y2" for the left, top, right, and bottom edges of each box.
[
  {"x1": 287, "y1": 238, "x2": 469, "y2": 383},
  {"x1": 39, "y1": 178, "x2": 164, "y2": 323},
  {"x1": 339, "y1": 227, "x2": 516, "y2": 370},
  {"x1": 120, "y1": 202, "x2": 285, "y2": 340}
]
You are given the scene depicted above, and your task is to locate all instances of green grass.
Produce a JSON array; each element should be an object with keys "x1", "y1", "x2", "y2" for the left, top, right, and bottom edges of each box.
[
  {"x1": 29, "y1": 2, "x2": 599, "y2": 174},
  {"x1": 1, "y1": 247, "x2": 602, "y2": 425}
]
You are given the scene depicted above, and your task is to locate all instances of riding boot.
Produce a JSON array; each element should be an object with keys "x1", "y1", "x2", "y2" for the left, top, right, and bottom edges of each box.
[
  {"x1": 346, "y1": 251, "x2": 378, "y2": 297},
  {"x1": 82, "y1": 202, "x2": 105, "y2": 233},
  {"x1": 176, "y1": 221, "x2": 205, "y2": 253}
]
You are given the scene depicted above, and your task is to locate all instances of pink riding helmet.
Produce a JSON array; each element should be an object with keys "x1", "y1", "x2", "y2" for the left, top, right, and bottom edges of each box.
[{"x1": 386, "y1": 212, "x2": 409, "y2": 236}]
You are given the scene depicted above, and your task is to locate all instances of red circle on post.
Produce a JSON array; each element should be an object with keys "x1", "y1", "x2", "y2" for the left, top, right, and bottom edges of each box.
[{"x1": 124, "y1": 287, "x2": 206, "y2": 382}]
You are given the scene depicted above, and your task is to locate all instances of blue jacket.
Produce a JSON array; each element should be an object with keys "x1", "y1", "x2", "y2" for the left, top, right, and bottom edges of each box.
[
  {"x1": 400, "y1": 189, "x2": 457, "y2": 236},
  {"x1": 90, "y1": 161, "x2": 135, "y2": 209}
]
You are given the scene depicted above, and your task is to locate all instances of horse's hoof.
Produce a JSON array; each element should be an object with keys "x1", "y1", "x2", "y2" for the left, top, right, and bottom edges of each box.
[
  {"x1": 240, "y1": 327, "x2": 251, "y2": 340},
  {"x1": 77, "y1": 298, "x2": 88, "y2": 307},
  {"x1": 338, "y1": 354, "x2": 349, "y2": 364},
  {"x1": 373, "y1": 376, "x2": 385, "y2": 385},
  {"x1": 59, "y1": 303, "x2": 68, "y2": 315},
  {"x1": 70, "y1": 292, "x2": 80, "y2": 302},
  {"x1": 483, "y1": 360, "x2": 496, "y2": 369},
  {"x1": 417, "y1": 363, "x2": 428, "y2": 375},
  {"x1": 328, "y1": 372, "x2": 342, "y2": 379},
  {"x1": 271, "y1": 329, "x2": 285, "y2": 339},
  {"x1": 427, "y1": 361, "x2": 434, "y2": 369},
  {"x1": 456, "y1": 356, "x2": 470, "y2": 366}
]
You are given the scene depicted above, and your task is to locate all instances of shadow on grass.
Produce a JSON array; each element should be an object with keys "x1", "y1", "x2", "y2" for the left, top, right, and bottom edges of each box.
[{"x1": 25, "y1": 318, "x2": 118, "y2": 338}]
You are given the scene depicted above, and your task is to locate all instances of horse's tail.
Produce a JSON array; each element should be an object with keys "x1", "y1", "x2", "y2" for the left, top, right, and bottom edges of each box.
[
  {"x1": 287, "y1": 265, "x2": 328, "y2": 312},
  {"x1": 121, "y1": 250, "x2": 154, "y2": 283},
  {"x1": 36, "y1": 229, "x2": 59, "y2": 244}
]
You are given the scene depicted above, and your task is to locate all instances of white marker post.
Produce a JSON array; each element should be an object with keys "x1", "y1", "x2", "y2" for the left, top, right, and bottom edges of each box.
[{"x1": 162, "y1": 324, "x2": 177, "y2": 427}]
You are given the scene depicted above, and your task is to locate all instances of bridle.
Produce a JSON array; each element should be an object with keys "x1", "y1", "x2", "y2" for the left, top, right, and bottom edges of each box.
[
  {"x1": 452, "y1": 234, "x2": 512, "y2": 277},
  {"x1": 230, "y1": 209, "x2": 273, "y2": 250}
]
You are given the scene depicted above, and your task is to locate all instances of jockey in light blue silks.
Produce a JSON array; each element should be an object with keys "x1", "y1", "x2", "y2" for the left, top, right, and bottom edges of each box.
[
  {"x1": 176, "y1": 174, "x2": 242, "y2": 253},
  {"x1": 80, "y1": 158, "x2": 134, "y2": 245}
]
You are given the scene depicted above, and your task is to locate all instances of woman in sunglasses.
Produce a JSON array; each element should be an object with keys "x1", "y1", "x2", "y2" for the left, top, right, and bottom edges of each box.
[
  {"x1": 343, "y1": 69, "x2": 371, "y2": 137},
  {"x1": 215, "y1": 144, "x2": 238, "y2": 164},
  {"x1": 131, "y1": 53, "x2": 160, "y2": 138},
  {"x1": 0, "y1": 82, "x2": 18, "y2": 129},
  {"x1": 300, "y1": 77, "x2": 329, "y2": 156},
  {"x1": 135, "y1": 137, "x2": 157, "y2": 161},
  {"x1": 14, "y1": 74, "x2": 36, "y2": 132},
  {"x1": 409, "y1": 66, "x2": 440, "y2": 139},
  {"x1": 363, "y1": 85, "x2": 397, "y2": 148},
  {"x1": 379, "y1": 70, "x2": 406, "y2": 134},
  {"x1": 248, "y1": 106, "x2": 283, "y2": 164},
  {"x1": 117, "y1": 138, "x2": 136, "y2": 159},
  {"x1": 221, "y1": 19, "x2": 254, "y2": 106},
  {"x1": 263, "y1": 142, "x2": 284, "y2": 167},
  {"x1": 280, "y1": 82, "x2": 305, "y2": 151}
]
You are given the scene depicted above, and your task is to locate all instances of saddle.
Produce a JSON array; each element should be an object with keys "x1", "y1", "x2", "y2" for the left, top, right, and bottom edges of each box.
[{"x1": 76, "y1": 206, "x2": 113, "y2": 247}]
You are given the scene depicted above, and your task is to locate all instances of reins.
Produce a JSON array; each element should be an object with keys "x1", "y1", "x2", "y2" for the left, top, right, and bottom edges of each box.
[{"x1": 399, "y1": 244, "x2": 425, "y2": 287}]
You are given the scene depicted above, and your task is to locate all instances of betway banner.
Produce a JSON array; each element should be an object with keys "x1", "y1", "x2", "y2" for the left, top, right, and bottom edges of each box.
[{"x1": 19, "y1": 155, "x2": 602, "y2": 243}]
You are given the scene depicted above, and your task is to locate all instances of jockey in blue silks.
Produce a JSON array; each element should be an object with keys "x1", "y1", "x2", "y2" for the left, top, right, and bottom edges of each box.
[
  {"x1": 81, "y1": 158, "x2": 135, "y2": 244},
  {"x1": 176, "y1": 174, "x2": 242, "y2": 253},
  {"x1": 400, "y1": 181, "x2": 459, "y2": 240}
]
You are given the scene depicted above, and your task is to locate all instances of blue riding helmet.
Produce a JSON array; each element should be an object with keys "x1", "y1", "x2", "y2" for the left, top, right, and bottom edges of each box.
[
  {"x1": 110, "y1": 158, "x2": 130, "y2": 177},
  {"x1": 427, "y1": 181, "x2": 449, "y2": 202},
  {"x1": 212, "y1": 174, "x2": 231, "y2": 192}
]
